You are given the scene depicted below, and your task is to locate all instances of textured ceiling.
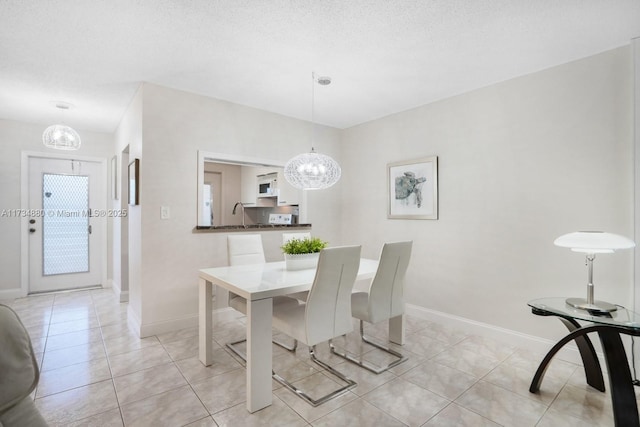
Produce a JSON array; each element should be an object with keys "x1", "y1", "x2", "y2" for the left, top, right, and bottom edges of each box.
[{"x1": 1, "y1": 0, "x2": 639, "y2": 133}]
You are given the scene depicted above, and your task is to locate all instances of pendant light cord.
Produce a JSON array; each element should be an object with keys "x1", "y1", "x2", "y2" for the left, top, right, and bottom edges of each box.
[
  {"x1": 614, "y1": 304, "x2": 640, "y2": 386},
  {"x1": 633, "y1": 335, "x2": 640, "y2": 386},
  {"x1": 311, "y1": 71, "x2": 315, "y2": 152}
]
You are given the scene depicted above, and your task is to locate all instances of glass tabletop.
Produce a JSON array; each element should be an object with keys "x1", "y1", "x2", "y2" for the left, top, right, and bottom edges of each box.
[{"x1": 528, "y1": 297, "x2": 640, "y2": 330}]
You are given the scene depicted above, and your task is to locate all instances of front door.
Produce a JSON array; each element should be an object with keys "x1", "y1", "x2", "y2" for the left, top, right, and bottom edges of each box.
[{"x1": 28, "y1": 156, "x2": 104, "y2": 293}]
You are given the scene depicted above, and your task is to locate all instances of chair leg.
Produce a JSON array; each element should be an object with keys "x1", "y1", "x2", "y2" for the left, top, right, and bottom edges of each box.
[
  {"x1": 330, "y1": 320, "x2": 407, "y2": 374},
  {"x1": 274, "y1": 336, "x2": 298, "y2": 352},
  {"x1": 226, "y1": 336, "x2": 298, "y2": 363},
  {"x1": 272, "y1": 345, "x2": 357, "y2": 407}
]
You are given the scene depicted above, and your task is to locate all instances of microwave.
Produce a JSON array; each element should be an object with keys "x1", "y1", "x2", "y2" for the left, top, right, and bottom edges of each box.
[{"x1": 257, "y1": 173, "x2": 277, "y2": 196}]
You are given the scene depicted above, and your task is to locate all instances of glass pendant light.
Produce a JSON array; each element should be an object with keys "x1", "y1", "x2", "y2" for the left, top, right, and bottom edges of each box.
[
  {"x1": 42, "y1": 103, "x2": 81, "y2": 151},
  {"x1": 284, "y1": 73, "x2": 341, "y2": 190}
]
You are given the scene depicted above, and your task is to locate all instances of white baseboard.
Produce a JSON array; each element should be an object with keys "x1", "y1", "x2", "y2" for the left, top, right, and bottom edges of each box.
[
  {"x1": 119, "y1": 291, "x2": 129, "y2": 303},
  {"x1": 0, "y1": 288, "x2": 25, "y2": 300},
  {"x1": 405, "y1": 304, "x2": 584, "y2": 365},
  {"x1": 110, "y1": 280, "x2": 129, "y2": 302},
  {"x1": 138, "y1": 313, "x2": 198, "y2": 338},
  {"x1": 131, "y1": 302, "x2": 583, "y2": 366},
  {"x1": 127, "y1": 305, "x2": 142, "y2": 337},
  {"x1": 135, "y1": 307, "x2": 241, "y2": 339}
]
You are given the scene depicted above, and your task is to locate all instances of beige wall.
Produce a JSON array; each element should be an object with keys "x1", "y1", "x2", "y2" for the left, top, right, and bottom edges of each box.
[
  {"x1": 134, "y1": 83, "x2": 341, "y2": 336},
  {"x1": 340, "y1": 46, "x2": 634, "y2": 341},
  {"x1": 111, "y1": 46, "x2": 638, "y2": 342},
  {"x1": 0, "y1": 119, "x2": 114, "y2": 297},
  {"x1": 1, "y1": 45, "x2": 634, "y2": 348},
  {"x1": 113, "y1": 86, "x2": 143, "y2": 321}
]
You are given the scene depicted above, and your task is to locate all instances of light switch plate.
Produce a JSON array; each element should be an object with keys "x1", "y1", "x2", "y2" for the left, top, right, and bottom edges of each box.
[{"x1": 161, "y1": 206, "x2": 170, "y2": 219}]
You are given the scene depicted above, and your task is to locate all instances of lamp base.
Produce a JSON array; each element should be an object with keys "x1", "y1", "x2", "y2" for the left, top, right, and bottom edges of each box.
[{"x1": 565, "y1": 297, "x2": 617, "y2": 313}]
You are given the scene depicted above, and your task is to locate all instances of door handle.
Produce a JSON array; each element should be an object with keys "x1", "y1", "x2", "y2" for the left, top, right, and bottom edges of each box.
[
  {"x1": 29, "y1": 228, "x2": 36, "y2": 233},
  {"x1": 88, "y1": 225, "x2": 92, "y2": 234}
]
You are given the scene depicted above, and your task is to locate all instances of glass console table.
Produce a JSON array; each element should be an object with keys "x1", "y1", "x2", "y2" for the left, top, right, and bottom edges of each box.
[{"x1": 528, "y1": 297, "x2": 640, "y2": 427}]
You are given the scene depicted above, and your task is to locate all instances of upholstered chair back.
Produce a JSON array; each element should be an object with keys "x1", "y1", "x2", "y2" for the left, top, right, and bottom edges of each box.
[
  {"x1": 367, "y1": 241, "x2": 412, "y2": 323},
  {"x1": 227, "y1": 234, "x2": 266, "y2": 266},
  {"x1": 304, "y1": 246, "x2": 361, "y2": 346}
]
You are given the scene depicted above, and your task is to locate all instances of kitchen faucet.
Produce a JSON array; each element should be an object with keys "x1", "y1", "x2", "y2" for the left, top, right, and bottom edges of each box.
[{"x1": 232, "y1": 202, "x2": 245, "y2": 227}]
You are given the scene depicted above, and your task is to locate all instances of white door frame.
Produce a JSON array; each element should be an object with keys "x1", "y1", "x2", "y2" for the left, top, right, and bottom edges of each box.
[{"x1": 20, "y1": 151, "x2": 108, "y2": 297}]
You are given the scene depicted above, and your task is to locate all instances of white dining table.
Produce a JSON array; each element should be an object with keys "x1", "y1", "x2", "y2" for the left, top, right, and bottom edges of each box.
[{"x1": 198, "y1": 258, "x2": 405, "y2": 413}]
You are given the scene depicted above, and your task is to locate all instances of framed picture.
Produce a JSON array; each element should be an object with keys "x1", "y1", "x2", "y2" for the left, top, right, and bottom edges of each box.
[
  {"x1": 388, "y1": 156, "x2": 438, "y2": 220},
  {"x1": 128, "y1": 159, "x2": 139, "y2": 206},
  {"x1": 111, "y1": 156, "x2": 118, "y2": 200}
]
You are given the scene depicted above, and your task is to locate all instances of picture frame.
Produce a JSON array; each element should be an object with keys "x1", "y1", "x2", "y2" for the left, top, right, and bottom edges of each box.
[
  {"x1": 111, "y1": 156, "x2": 118, "y2": 200},
  {"x1": 388, "y1": 156, "x2": 438, "y2": 220},
  {"x1": 128, "y1": 159, "x2": 139, "y2": 206}
]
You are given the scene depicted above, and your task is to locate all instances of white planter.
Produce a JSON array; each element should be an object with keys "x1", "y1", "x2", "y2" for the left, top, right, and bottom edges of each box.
[{"x1": 284, "y1": 252, "x2": 320, "y2": 271}]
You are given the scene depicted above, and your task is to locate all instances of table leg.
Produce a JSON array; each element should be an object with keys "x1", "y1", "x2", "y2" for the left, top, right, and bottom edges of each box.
[
  {"x1": 530, "y1": 327, "x2": 592, "y2": 393},
  {"x1": 389, "y1": 314, "x2": 405, "y2": 345},
  {"x1": 598, "y1": 329, "x2": 640, "y2": 427},
  {"x1": 246, "y1": 298, "x2": 273, "y2": 413},
  {"x1": 198, "y1": 278, "x2": 213, "y2": 366},
  {"x1": 529, "y1": 313, "x2": 604, "y2": 393},
  {"x1": 557, "y1": 318, "x2": 605, "y2": 392},
  {"x1": 529, "y1": 324, "x2": 640, "y2": 426}
]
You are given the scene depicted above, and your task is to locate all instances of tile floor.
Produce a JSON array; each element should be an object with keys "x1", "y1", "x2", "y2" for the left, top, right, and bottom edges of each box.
[{"x1": 2, "y1": 288, "x2": 632, "y2": 426}]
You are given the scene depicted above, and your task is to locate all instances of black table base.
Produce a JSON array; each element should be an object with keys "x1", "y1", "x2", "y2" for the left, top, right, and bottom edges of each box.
[{"x1": 530, "y1": 309, "x2": 639, "y2": 427}]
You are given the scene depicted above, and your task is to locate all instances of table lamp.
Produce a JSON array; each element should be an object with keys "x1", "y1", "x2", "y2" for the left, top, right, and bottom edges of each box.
[{"x1": 554, "y1": 231, "x2": 635, "y2": 312}]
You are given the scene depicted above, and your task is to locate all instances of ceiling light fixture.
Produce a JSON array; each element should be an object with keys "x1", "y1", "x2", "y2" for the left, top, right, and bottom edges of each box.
[
  {"x1": 284, "y1": 72, "x2": 341, "y2": 190},
  {"x1": 42, "y1": 102, "x2": 81, "y2": 151}
]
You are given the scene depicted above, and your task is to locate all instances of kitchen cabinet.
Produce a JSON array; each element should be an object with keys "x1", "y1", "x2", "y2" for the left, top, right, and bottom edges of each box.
[
  {"x1": 240, "y1": 166, "x2": 258, "y2": 206},
  {"x1": 242, "y1": 166, "x2": 281, "y2": 207},
  {"x1": 276, "y1": 171, "x2": 300, "y2": 206},
  {"x1": 241, "y1": 166, "x2": 299, "y2": 206}
]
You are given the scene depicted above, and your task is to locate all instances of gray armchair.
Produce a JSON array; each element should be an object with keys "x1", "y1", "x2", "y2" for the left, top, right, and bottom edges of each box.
[{"x1": 0, "y1": 304, "x2": 48, "y2": 426}]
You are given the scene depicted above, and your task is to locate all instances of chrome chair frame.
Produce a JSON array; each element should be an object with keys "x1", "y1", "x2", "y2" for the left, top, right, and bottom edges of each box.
[
  {"x1": 272, "y1": 345, "x2": 356, "y2": 407},
  {"x1": 330, "y1": 319, "x2": 407, "y2": 374},
  {"x1": 225, "y1": 234, "x2": 298, "y2": 361},
  {"x1": 330, "y1": 241, "x2": 412, "y2": 374},
  {"x1": 226, "y1": 336, "x2": 297, "y2": 363},
  {"x1": 270, "y1": 246, "x2": 361, "y2": 406}
]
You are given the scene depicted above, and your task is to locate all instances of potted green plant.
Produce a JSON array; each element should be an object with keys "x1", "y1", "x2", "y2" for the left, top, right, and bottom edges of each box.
[{"x1": 281, "y1": 237, "x2": 328, "y2": 270}]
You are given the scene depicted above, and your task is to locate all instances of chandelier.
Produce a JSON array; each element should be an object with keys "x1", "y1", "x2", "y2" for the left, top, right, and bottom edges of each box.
[
  {"x1": 42, "y1": 103, "x2": 81, "y2": 150},
  {"x1": 284, "y1": 73, "x2": 341, "y2": 190}
]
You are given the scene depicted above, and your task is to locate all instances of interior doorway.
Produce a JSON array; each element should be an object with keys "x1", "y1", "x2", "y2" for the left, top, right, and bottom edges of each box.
[
  {"x1": 25, "y1": 155, "x2": 106, "y2": 294},
  {"x1": 119, "y1": 148, "x2": 130, "y2": 301}
]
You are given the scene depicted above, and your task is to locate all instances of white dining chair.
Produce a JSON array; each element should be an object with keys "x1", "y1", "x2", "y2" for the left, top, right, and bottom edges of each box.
[
  {"x1": 228, "y1": 234, "x2": 266, "y2": 266},
  {"x1": 271, "y1": 245, "x2": 361, "y2": 406},
  {"x1": 227, "y1": 234, "x2": 265, "y2": 315},
  {"x1": 331, "y1": 241, "x2": 412, "y2": 373},
  {"x1": 226, "y1": 234, "x2": 299, "y2": 360}
]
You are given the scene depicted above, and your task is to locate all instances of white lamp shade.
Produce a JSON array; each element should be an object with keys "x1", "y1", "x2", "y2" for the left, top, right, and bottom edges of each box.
[
  {"x1": 284, "y1": 150, "x2": 341, "y2": 190},
  {"x1": 554, "y1": 231, "x2": 635, "y2": 253},
  {"x1": 42, "y1": 124, "x2": 81, "y2": 150}
]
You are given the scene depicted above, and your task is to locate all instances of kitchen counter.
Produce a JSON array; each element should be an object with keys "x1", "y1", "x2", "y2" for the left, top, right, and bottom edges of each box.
[{"x1": 193, "y1": 223, "x2": 311, "y2": 233}]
